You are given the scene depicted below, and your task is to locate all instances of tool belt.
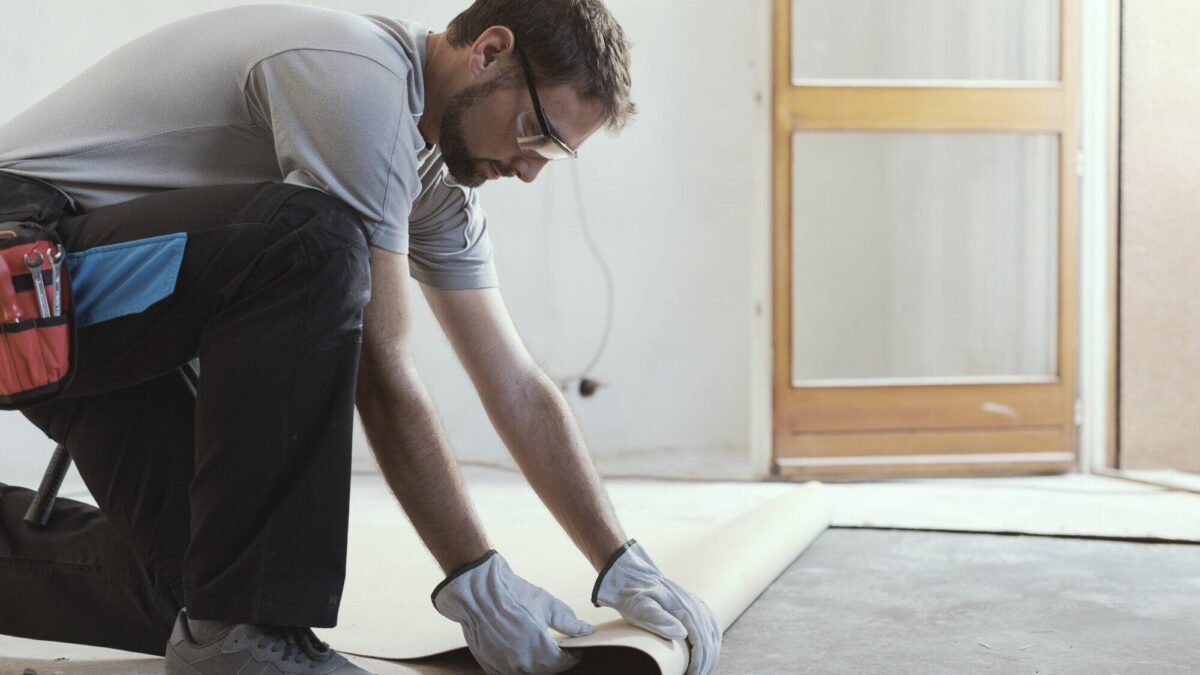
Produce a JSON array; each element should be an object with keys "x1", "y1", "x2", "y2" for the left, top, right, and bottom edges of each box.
[{"x1": 0, "y1": 220, "x2": 76, "y2": 409}]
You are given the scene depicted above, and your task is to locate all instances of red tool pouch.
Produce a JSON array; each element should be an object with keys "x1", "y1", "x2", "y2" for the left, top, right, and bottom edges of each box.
[{"x1": 0, "y1": 221, "x2": 76, "y2": 409}]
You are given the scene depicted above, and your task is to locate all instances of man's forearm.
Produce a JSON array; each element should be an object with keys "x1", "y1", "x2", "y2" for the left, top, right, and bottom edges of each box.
[
  {"x1": 356, "y1": 361, "x2": 492, "y2": 574},
  {"x1": 484, "y1": 370, "x2": 627, "y2": 572}
]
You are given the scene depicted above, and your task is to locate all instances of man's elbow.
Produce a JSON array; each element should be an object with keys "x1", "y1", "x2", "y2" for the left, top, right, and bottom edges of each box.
[{"x1": 482, "y1": 364, "x2": 562, "y2": 422}]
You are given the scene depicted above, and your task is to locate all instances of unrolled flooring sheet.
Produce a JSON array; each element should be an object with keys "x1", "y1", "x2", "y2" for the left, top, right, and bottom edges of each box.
[
  {"x1": 826, "y1": 473, "x2": 1200, "y2": 542},
  {"x1": 318, "y1": 471, "x2": 833, "y2": 672}
]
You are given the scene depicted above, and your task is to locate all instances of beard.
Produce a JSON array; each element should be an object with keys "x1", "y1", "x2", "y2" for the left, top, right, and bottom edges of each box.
[{"x1": 439, "y1": 72, "x2": 516, "y2": 188}]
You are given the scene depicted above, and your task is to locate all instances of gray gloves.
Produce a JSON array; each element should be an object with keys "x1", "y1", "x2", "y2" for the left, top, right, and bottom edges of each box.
[
  {"x1": 431, "y1": 549, "x2": 594, "y2": 674},
  {"x1": 592, "y1": 539, "x2": 722, "y2": 675},
  {"x1": 431, "y1": 541, "x2": 722, "y2": 675}
]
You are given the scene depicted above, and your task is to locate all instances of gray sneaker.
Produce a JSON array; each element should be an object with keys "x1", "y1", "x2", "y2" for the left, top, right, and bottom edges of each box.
[{"x1": 164, "y1": 609, "x2": 375, "y2": 674}]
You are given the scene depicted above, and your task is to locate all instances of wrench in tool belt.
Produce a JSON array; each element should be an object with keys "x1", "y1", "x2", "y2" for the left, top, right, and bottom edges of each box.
[
  {"x1": 46, "y1": 245, "x2": 64, "y2": 317},
  {"x1": 23, "y1": 250, "x2": 50, "y2": 320}
]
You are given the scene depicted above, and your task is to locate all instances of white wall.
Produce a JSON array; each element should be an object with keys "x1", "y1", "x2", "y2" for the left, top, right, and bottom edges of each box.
[
  {"x1": 1118, "y1": 0, "x2": 1200, "y2": 472},
  {"x1": 0, "y1": 1, "x2": 772, "y2": 474}
]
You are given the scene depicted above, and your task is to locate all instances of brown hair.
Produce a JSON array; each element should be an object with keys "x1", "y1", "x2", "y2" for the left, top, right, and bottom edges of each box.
[{"x1": 446, "y1": 0, "x2": 636, "y2": 131}]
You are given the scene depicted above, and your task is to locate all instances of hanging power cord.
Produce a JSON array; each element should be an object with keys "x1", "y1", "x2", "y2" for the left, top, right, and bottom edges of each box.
[{"x1": 558, "y1": 161, "x2": 615, "y2": 397}]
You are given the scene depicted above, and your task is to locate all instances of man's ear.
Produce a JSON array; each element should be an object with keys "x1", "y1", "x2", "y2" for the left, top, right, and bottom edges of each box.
[{"x1": 467, "y1": 25, "x2": 516, "y2": 79}]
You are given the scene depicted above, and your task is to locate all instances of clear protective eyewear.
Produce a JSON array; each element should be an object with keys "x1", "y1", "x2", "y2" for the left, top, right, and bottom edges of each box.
[{"x1": 513, "y1": 41, "x2": 578, "y2": 161}]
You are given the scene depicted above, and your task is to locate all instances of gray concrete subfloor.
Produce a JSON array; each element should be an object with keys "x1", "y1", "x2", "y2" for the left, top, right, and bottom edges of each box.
[
  {"x1": 6, "y1": 528, "x2": 1200, "y2": 674},
  {"x1": 717, "y1": 528, "x2": 1200, "y2": 674}
]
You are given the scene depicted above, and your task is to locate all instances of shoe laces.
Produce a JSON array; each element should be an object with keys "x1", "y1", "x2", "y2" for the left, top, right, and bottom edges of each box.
[{"x1": 250, "y1": 625, "x2": 334, "y2": 664}]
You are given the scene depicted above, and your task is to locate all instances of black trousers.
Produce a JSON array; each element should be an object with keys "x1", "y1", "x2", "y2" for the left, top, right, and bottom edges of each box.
[{"x1": 0, "y1": 173, "x2": 372, "y2": 654}]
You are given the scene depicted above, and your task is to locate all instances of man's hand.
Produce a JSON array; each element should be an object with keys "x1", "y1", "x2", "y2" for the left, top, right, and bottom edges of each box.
[
  {"x1": 432, "y1": 550, "x2": 594, "y2": 674},
  {"x1": 592, "y1": 540, "x2": 722, "y2": 675}
]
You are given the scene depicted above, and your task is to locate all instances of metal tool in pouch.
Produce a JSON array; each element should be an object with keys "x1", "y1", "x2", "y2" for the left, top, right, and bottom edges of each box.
[{"x1": 0, "y1": 221, "x2": 78, "y2": 409}]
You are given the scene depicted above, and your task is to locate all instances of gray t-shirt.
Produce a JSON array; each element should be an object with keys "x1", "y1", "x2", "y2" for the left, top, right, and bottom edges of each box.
[{"x1": 0, "y1": 3, "x2": 497, "y2": 290}]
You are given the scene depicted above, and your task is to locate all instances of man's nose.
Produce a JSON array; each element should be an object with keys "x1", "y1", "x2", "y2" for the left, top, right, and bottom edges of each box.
[{"x1": 514, "y1": 157, "x2": 549, "y2": 183}]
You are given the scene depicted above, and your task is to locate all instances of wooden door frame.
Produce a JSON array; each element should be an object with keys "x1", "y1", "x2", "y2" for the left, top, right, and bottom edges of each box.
[{"x1": 771, "y1": 0, "x2": 1082, "y2": 479}]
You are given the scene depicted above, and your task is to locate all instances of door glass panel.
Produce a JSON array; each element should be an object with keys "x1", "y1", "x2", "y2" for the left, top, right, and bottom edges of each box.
[
  {"x1": 791, "y1": 131, "x2": 1059, "y2": 385},
  {"x1": 791, "y1": 0, "x2": 1060, "y2": 84}
]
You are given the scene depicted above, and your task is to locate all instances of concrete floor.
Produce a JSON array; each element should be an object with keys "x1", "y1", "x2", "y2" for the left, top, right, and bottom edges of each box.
[
  {"x1": 7, "y1": 452, "x2": 1200, "y2": 674},
  {"x1": 718, "y1": 529, "x2": 1200, "y2": 674},
  {"x1": 6, "y1": 528, "x2": 1199, "y2": 674}
]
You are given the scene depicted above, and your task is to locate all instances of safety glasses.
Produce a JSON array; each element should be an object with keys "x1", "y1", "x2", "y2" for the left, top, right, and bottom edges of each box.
[{"x1": 513, "y1": 41, "x2": 578, "y2": 161}]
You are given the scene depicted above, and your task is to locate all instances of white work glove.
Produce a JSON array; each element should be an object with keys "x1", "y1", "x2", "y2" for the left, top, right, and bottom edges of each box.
[
  {"x1": 431, "y1": 549, "x2": 594, "y2": 674},
  {"x1": 592, "y1": 539, "x2": 722, "y2": 675}
]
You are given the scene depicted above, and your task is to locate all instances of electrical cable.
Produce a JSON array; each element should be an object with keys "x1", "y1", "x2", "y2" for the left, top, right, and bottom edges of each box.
[{"x1": 562, "y1": 161, "x2": 614, "y2": 387}]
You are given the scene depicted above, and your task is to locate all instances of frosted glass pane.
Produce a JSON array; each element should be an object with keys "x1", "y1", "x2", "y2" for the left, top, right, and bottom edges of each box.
[
  {"x1": 791, "y1": 132, "x2": 1058, "y2": 384},
  {"x1": 791, "y1": 0, "x2": 1060, "y2": 83}
]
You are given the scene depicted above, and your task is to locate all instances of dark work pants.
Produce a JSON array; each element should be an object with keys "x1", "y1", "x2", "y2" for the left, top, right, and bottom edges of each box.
[{"x1": 0, "y1": 173, "x2": 372, "y2": 655}]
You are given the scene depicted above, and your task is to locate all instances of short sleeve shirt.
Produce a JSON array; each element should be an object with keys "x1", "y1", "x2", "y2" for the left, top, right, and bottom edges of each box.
[{"x1": 0, "y1": 4, "x2": 497, "y2": 289}]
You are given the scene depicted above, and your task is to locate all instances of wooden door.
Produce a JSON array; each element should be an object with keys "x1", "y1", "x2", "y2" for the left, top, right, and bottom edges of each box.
[{"x1": 772, "y1": 0, "x2": 1081, "y2": 479}]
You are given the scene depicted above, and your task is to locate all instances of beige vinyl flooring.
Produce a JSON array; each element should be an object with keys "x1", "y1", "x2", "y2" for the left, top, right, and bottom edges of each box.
[{"x1": 4, "y1": 457, "x2": 1200, "y2": 674}]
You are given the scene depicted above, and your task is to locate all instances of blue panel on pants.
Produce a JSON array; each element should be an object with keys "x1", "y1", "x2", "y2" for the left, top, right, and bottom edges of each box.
[{"x1": 65, "y1": 233, "x2": 187, "y2": 327}]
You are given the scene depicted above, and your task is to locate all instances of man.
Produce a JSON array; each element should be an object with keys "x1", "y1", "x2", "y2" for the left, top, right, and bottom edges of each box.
[{"x1": 0, "y1": 1, "x2": 722, "y2": 674}]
